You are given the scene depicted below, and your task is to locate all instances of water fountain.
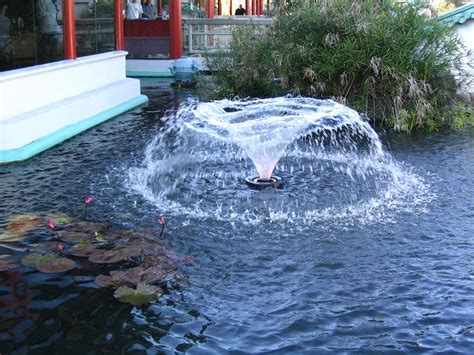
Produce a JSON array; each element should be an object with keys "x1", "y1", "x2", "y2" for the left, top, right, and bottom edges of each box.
[{"x1": 128, "y1": 96, "x2": 429, "y2": 228}]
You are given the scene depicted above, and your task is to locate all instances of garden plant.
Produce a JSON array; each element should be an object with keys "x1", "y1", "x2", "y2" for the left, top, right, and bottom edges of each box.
[{"x1": 205, "y1": 0, "x2": 472, "y2": 132}]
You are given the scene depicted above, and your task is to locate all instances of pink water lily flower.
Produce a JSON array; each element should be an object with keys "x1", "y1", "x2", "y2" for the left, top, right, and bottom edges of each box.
[
  {"x1": 159, "y1": 216, "x2": 167, "y2": 225},
  {"x1": 85, "y1": 196, "x2": 94, "y2": 205},
  {"x1": 47, "y1": 220, "x2": 55, "y2": 230}
]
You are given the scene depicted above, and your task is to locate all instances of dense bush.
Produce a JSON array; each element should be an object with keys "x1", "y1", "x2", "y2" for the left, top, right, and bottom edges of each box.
[{"x1": 205, "y1": 0, "x2": 472, "y2": 131}]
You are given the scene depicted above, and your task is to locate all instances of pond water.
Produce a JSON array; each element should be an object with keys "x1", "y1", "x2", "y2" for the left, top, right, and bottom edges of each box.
[{"x1": 1, "y1": 79, "x2": 473, "y2": 353}]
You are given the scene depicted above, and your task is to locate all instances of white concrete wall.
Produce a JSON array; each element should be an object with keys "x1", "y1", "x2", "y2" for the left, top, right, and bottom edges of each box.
[
  {"x1": 455, "y1": 20, "x2": 474, "y2": 95},
  {"x1": 1, "y1": 52, "x2": 126, "y2": 121},
  {"x1": 0, "y1": 51, "x2": 146, "y2": 161}
]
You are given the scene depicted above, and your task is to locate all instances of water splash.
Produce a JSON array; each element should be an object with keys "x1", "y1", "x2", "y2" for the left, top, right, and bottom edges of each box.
[{"x1": 126, "y1": 97, "x2": 433, "y2": 229}]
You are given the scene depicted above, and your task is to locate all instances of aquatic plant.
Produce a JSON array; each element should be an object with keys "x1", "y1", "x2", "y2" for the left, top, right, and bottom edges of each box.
[
  {"x1": 0, "y1": 209, "x2": 189, "y2": 306},
  {"x1": 84, "y1": 195, "x2": 94, "y2": 220},
  {"x1": 159, "y1": 216, "x2": 167, "y2": 238},
  {"x1": 47, "y1": 219, "x2": 60, "y2": 239},
  {"x1": 205, "y1": 0, "x2": 471, "y2": 132}
]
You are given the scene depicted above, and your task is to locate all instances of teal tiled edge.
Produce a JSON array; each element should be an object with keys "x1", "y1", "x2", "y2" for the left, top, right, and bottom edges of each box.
[
  {"x1": 127, "y1": 71, "x2": 173, "y2": 77},
  {"x1": 0, "y1": 95, "x2": 148, "y2": 164}
]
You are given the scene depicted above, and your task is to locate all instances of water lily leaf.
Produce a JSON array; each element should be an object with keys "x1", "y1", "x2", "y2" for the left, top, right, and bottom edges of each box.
[
  {"x1": 73, "y1": 241, "x2": 92, "y2": 249},
  {"x1": 69, "y1": 245, "x2": 100, "y2": 258},
  {"x1": 114, "y1": 283, "x2": 162, "y2": 306},
  {"x1": 0, "y1": 255, "x2": 19, "y2": 271},
  {"x1": 109, "y1": 267, "x2": 144, "y2": 287},
  {"x1": 36, "y1": 257, "x2": 76, "y2": 273},
  {"x1": 88, "y1": 248, "x2": 130, "y2": 264},
  {"x1": 6, "y1": 215, "x2": 43, "y2": 237},
  {"x1": 60, "y1": 230, "x2": 93, "y2": 243},
  {"x1": 21, "y1": 253, "x2": 56, "y2": 267},
  {"x1": 0, "y1": 232, "x2": 24, "y2": 243},
  {"x1": 89, "y1": 241, "x2": 147, "y2": 264},
  {"x1": 143, "y1": 255, "x2": 178, "y2": 273},
  {"x1": 47, "y1": 212, "x2": 72, "y2": 225},
  {"x1": 8, "y1": 214, "x2": 42, "y2": 223},
  {"x1": 94, "y1": 274, "x2": 114, "y2": 288},
  {"x1": 94, "y1": 233, "x2": 108, "y2": 243}
]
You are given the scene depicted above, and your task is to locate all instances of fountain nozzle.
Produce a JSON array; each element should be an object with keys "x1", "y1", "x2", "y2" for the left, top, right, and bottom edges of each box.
[{"x1": 245, "y1": 176, "x2": 283, "y2": 190}]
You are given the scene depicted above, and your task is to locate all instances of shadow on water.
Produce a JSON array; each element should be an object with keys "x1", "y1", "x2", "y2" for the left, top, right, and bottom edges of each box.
[{"x1": 0, "y1": 79, "x2": 473, "y2": 353}]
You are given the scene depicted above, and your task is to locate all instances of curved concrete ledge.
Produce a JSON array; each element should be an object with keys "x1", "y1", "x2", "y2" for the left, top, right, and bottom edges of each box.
[
  {"x1": 1, "y1": 52, "x2": 147, "y2": 163},
  {"x1": 1, "y1": 95, "x2": 148, "y2": 164}
]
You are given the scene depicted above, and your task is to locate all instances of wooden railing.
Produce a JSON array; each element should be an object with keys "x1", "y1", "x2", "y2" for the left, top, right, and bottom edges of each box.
[{"x1": 182, "y1": 17, "x2": 273, "y2": 54}]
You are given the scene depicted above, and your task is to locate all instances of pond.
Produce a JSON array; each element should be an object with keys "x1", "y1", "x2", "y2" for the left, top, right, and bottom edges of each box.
[{"x1": 1, "y1": 78, "x2": 473, "y2": 353}]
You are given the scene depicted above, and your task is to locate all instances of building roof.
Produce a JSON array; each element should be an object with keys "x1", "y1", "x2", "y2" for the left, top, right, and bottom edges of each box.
[{"x1": 438, "y1": 3, "x2": 474, "y2": 26}]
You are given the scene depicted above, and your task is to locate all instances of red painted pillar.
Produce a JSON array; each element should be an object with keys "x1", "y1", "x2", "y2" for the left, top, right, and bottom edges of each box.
[
  {"x1": 259, "y1": 0, "x2": 263, "y2": 15},
  {"x1": 229, "y1": 0, "x2": 232, "y2": 16},
  {"x1": 114, "y1": 0, "x2": 124, "y2": 50},
  {"x1": 158, "y1": 0, "x2": 162, "y2": 15},
  {"x1": 251, "y1": 0, "x2": 256, "y2": 15},
  {"x1": 169, "y1": 0, "x2": 183, "y2": 59},
  {"x1": 206, "y1": 0, "x2": 215, "y2": 18},
  {"x1": 62, "y1": 0, "x2": 76, "y2": 59},
  {"x1": 245, "y1": 0, "x2": 250, "y2": 15},
  {"x1": 218, "y1": 0, "x2": 222, "y2": 16}
]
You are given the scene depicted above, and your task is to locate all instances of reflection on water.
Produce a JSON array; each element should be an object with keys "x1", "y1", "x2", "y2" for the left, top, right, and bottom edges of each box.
[{"x1": 0, "y1": 79, "x2": 473, "y2": 353}]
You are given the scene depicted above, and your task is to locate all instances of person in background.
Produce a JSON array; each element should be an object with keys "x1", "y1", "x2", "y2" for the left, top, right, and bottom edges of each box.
[
  {"x1": 126, "y1": 0, "x2": 142, "y2": 20},
  {"x1": 161, "y1": 5, "x2": 169, "y2": 20},
  {"x1": 142, "y1": 0, "x2": 157, "y2": 19},
  {"x1": 235, "y1": 4, "x2": 246, "y2": 15}
]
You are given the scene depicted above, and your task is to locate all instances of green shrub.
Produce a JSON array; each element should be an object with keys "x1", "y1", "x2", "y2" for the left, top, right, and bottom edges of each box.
[{"x1": 204, "y1": 0, "x2": 472, "y2": 132}]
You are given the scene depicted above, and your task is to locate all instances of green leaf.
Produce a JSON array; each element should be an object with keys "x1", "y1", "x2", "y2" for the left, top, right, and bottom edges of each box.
[
  {"x1": 114, "y1": 284, "x2": 162, "y2": 306},
  {"x1": 72, "y1": 241, "x2": 92, "y2": 249},
  {"x1": 36, "y1": 257, "x2": 76, "y2": 273},
  {"x1": 20, "y1": 253, "x2": 56, "y2": 267},
  {"x1": 47, "y1": 212, "x2": 73, "y2": 225}
]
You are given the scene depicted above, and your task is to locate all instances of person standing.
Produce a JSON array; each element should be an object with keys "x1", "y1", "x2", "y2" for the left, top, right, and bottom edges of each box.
[
  {"x1": 126, "y1": 0, "x2": 143, "y2": 20},
  {"x1": 235, "y1": 4, "x2": 246, "y2": 15},
  {"x1": 142, "y1": 0, "x2": 157, "y2": 19}
]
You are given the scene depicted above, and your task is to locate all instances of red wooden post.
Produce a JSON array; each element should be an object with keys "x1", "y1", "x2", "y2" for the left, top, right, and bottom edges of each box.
[
  {"x1": 62, "y1": 0, "x2": 76, "y2": 59},
  {"x1": 114, "y1": 0, "x2": 124, "y2": 50},
  {"x1": 245, "y1": 0, "x2": 250, "y2": 15},
  {"x1": 169, "y1": 0, "x2": 183, "y2": 59},
  {"x1": 218, "y1": 0, "x2": 222, "y2": 16},
  {"x1": 251, "y1": 0, "x2": 256, "y2": 15},
  {"x1": 157, "y1": 0, "x2": 162, "y2": 15},
  {"x1": 206, "y1": 0, "x2": 215, "y2": 18},
  {"x1": 229, "y1": 0, "x2": 233, "y2": 16}
]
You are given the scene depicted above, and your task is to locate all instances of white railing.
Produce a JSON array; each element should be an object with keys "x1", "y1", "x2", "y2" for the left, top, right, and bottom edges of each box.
[{"x1": 182, "y1": 17, "x2": 273, "y2": 54}]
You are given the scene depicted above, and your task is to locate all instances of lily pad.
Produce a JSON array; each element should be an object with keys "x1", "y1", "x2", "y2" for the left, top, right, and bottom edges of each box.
[
  {"x1": 72, "y1": 241, "x2": 92, "y2": 249},
  {"x1": 21, "y1": 253, "x2": 56, "y2": 267},
  {"x1": 114, "y1": 283, "x2": 162, "y2": 306},
  {"x1": 0, "y1": 232, "x2": 24, "y2": 243},
  {"x1": 6, "y1": 215, "x2": 43, "y2": 237},
  {"x1": 0, "y1": 255, "x2": 19, "y2": 271},
  {"x1": 36, "y1": 257, "x2": 76, "y2": 273},
  {"x1": 70, "y1": 246, "x2": 101, "y2": 258},
  {"x1": 8, "y1": 214, "x2": 42, "y2": 223},
  {"x1": 47, "y1": 212, "x2": 72, "y2": 225},
  {"x1": 94, "y1": 274, "x2": 114, "y2": 288},
  {"x1": 60, "y1": 230, "x2": 92, "y2": 244},
  {"x1": 88, "y1": 243, "x2": 144, "y2": 264}
]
